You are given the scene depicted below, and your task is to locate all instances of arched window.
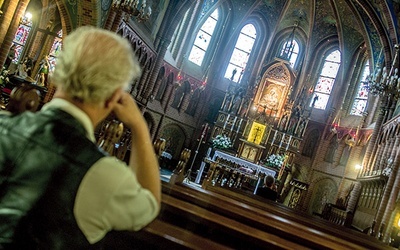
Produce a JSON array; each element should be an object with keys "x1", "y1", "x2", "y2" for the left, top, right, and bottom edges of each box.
[
  {"x1": 350, "y1": 60, "x2": 370, "y2": 115},
  {"x1": 224, "y1": 24, "x2": 257, "y2": 83},
  {"x1": 188, "y1": 8, "x2": 219, "y2": 66},
  {"x1": 279, "y1": 39, "x2": 299, "y2": 67},
  {"x1": 311, "y1": 50, "x2": 341, "y2": 110},
  {"x1": 48, "y1": 30, "x2": 63, "y2": 73},
  {"x1": 12, "y1": 13, "x2": 33, "y2": 63}
]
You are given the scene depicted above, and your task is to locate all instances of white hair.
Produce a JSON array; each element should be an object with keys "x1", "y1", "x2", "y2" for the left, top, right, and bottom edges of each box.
[{"x1": 52, "y1": 26, "x2": 141, "y2": 103}]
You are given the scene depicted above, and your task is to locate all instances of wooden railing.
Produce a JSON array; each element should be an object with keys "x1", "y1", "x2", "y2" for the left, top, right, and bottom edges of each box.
[{"x1": 322, "y1": 203, "x2": 354, "y2": 227}]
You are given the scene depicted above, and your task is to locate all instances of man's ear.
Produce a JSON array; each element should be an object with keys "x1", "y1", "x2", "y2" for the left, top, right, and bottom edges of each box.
[{"x1": 105, "y1": 88, "x2": 123, "y2": 109}]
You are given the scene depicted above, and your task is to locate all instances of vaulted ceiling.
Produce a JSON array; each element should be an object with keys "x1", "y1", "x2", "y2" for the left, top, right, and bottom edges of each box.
[{"x1": 250, "y1": 0, "x2": 400, "y2": 67}]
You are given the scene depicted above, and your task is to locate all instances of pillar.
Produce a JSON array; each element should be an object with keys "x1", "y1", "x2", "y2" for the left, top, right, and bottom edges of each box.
[
  {"x1": 363, "y1": 98, "x2": 388, "y2": 172},
  {"x1": 0, "y1": 0, "x2": 29, "y2": 67},
  {"x1": 373, "y1": 136, "x2": 400, "y2": 236}
]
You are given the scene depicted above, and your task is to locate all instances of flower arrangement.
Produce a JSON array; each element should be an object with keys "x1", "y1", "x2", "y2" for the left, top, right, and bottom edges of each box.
[
  {"x1": 211, "y1": 134, "x2": 232, "y2": 149},
  {"x1": 265, "y1": 154, "x2": 285, "y2": 169}
]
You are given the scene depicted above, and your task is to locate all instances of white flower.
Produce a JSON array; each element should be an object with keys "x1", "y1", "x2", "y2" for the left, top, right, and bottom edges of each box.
[
  {"x1": 212, "y1": 135, "x2": 232, "y2": 149},
  {"x1": 265, "y1": 154, "x2": 285, "y2": 169}
]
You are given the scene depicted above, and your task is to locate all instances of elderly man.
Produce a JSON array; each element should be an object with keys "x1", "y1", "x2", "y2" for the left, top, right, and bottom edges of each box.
[{"x1": 0, "y1": 26, "x2": 160, "y2": 249}]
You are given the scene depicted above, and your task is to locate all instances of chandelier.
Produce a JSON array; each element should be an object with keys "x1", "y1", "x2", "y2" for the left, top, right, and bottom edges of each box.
[
  {"x1": 112, "y1": 0, "x2": 152, "y2": 22},
  {"x1": 367, "y1": 44, "x2": 400, "y2": 98}
]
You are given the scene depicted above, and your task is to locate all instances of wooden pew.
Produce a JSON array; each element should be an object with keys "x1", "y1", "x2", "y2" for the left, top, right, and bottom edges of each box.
[
  {"x1": 161, "y1": 181, "x2": 394, "y2": 250},
  {"x1": 103, "y1": 219, "x2": 233, "y2": 250},
  {"x1": 159, "y1": 192, "x2": 310, "y2": 250}
]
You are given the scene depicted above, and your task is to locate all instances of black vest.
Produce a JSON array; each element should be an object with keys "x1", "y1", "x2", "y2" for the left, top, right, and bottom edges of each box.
[{"x1": 0, "y1": 108, "x2": 106, "y2": 249}]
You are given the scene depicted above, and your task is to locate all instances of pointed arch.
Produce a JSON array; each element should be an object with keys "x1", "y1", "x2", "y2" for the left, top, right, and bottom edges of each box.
[{"x1": 224, "y1": 23, "x2": 257, "y2": 83}]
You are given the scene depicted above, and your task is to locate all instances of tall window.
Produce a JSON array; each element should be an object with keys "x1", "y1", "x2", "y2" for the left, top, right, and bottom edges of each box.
[
  {"x1": 280, "y1": 39, "x2": 299, "y2": 67},
  {"x1": 48, "y1": 30, "x2": 63, "y2": 73},
  {"x1": 311, "y1": 50, "x2": 341, "y2": 110},
  {"x1": 350, "y1": 60, "x2": 370, "y2": 115},
  {"x1": 188, "y1": 8, "x2": 218, "y2": 66},
  {"x1": 12, "y1": 13, "x2": 33, "y2": 63},
  {"x1": 224, "y1": 24, "x2": 257, "y2": 83}
]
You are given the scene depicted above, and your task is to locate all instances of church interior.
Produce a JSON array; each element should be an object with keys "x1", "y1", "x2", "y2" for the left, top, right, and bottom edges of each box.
[{"x1": 2, "y1": 0, "x2": 400, "y2": 248}]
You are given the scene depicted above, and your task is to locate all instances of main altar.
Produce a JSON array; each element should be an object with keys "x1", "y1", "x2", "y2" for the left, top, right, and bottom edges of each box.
[{"x1": 198, "y1": 150, "x2": 276, "y2": 194}]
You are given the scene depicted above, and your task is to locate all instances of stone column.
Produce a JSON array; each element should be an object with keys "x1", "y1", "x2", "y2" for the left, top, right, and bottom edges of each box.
[
  {"x1": 378, "y1": 136, "x2": 395, "y2": 172},
  {"x1": 161, "y1": 83, "x2": 174, "y2": 111},
  {"x1": 0, "y1": 0, "x2": 28, "y2": 67},
  {"x1": 363, "y1": 98, "x2": 388, "y2": 173},
  {"x1": 373, "y1": 136, "x2": 400, "y2": 236},
  {"x1": 151, "y1": 77, "x2": 164, "y2": 100},
  {"x1": 110, "y1": 11, "x2": 124, "y2": 33},
  {"x1": 104, "y1": 8, "x2": 117, "y2": 30},
  {"x1": 136, "y1": 67, "x2": 151, "y2": 98}
]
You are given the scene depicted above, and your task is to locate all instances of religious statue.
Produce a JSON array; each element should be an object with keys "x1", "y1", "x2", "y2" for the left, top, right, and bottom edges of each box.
[
  {"x1": 37, "y1": 55, "x2": 50, "y2": 87},
  {"x1": 311, "y1": 94, "x2": 319, "y2": 108},
  {"x1": 4, "y1": 44, "x2": 16, "y2": 70},
  {"x1": 230, "y1": 95, "x2": 242, "y2": 114},
  {"x1": 16, "y1": 57, "x2": 32, "y2": 79}
]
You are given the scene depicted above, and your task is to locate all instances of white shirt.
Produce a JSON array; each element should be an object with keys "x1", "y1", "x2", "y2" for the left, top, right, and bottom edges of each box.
[{"x1": 42, "y1": 99, "x2": 159, "y2": 243}]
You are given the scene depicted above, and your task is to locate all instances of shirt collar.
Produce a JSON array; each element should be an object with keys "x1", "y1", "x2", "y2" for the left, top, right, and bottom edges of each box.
[{"x1": 41, "y1": 98, "x2": 96, "y2": 142}]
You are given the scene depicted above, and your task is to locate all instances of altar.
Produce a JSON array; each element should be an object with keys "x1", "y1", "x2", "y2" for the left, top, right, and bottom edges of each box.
[{"x1": 197, "y1": 149, "x2": 276, "y2": 194}]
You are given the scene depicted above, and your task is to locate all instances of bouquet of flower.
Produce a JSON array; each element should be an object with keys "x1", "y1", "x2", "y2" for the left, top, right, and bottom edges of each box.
[
  {"x1": 211, "y1": 134, "x2": 232, "y2": 149},
  {"x1": 265, "y1": 154, "x2": 285, "y2": 169}
]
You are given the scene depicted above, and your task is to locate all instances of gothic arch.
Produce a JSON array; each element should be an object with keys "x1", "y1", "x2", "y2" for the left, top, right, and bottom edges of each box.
[
  {"x1": 159, "y1": 123, "x2": 188, "y2": 159},
  {"x1": 308, "y1": 176, "x2": 339, "y2": 215}
]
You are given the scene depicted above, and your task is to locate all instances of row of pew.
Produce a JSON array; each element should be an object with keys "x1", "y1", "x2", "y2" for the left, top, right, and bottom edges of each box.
[{"x1": 104, "y1": 180, "x2": 394, "y2": 249}]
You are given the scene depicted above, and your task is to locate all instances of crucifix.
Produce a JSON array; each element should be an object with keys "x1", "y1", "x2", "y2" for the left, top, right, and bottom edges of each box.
[{"x1": 253, "y1": 126, "x2": 262, "y2": 143}]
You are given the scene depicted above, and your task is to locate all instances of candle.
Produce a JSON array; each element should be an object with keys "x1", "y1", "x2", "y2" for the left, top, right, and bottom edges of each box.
[
  {"x1": 231, "y1": 116, "x2": 237, "y2": 132},
  {"x1": 236, "y1": 118, "x2": 243, "y2": 133},
  {"x1": 271, "y1": 130, "x2": 277, "y2": 145},
  {"x1": 286, "y1": 135, "x2": 292, "y2": 150},
  {"x1": 278, "y1": 134, "x2": 283, "y2": 149},
  {"x1": 223, "y1": 114, "x2": 230, "y2": 130}
]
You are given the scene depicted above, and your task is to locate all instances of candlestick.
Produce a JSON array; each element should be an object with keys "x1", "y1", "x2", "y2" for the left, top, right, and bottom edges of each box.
[
  {"x1": 286, "y1": 135, "x2": 292, "y2": 150},
  {"x1": 231, "y1": 116, "x2": 237, "y2": 132},
  {"x1": 223, "y1": 114, "x2": 230, "y2": 130},
  {"x1": 236, "y1": 118, "x2": 243, "y2": 133},
  {"x1": 271, "y1": 130, "x2": 277, "y2": 145}
]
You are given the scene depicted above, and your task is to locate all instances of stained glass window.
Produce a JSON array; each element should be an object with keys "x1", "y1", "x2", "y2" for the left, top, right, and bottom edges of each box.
[
  {"x1": 350, "y1": 60, "x2": 370, "y2": 115},
  {"x1": 280, "y1": 39, "x2": 299, "y2": 67},
  {"x1": 12, "y1": 14, "x2": 33, "y2": 63},
  {"x1": 224, "y1": 24, "x2": 257, "y2": 83},
  {"x1": 311, "y1": 50, "x2": 341, "y2": 110},
  {"x1": 48, "y1": 30, "x2": 63, "y2": 73},
  {"x1": 188, "y1": 9, "x2": 218, "y2": 66}
]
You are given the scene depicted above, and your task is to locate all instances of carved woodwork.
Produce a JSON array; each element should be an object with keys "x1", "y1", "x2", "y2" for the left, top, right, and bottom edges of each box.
[{"x1": 6, "y1": 84, "x2": 40, "y2": 114}]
